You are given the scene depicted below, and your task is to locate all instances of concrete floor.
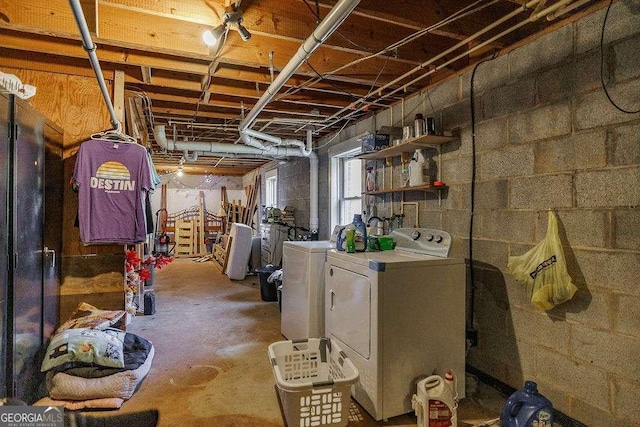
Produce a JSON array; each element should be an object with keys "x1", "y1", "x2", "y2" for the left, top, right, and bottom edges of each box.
[{"x1": 106, "y1": 258, "x2": 506, "y2": 426}]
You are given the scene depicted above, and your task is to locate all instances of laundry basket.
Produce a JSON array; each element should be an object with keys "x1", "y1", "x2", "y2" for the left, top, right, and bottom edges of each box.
[{"x1": 268, "y1": 338, "x2": 359, "y2": 427}]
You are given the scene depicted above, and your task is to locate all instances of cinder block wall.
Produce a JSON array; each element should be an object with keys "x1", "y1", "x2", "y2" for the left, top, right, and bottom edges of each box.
[{"x1": 314, "y1": 3, "x2": 639, "y2": 425}]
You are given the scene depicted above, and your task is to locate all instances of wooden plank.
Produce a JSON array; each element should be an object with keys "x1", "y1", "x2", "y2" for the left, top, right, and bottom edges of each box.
[
  {"x1": 113, "y1": 69, "x2": 126, "y2": 127},
  {"x1": 81, "y1": 0, "x2": 98, "y2": 36},
  {"x1": 198, "y1": 191, "x2": 205, "y2": 254},
  {"x1": 140, "y1": 66, "x2": 152, "y2": 84}
]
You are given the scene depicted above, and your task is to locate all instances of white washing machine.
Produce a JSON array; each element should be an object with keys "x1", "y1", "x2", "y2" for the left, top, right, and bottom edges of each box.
[
  {"x1": 281, "y1": 240, "x2": 335, "y2": 340},
  {"x1": 324, "y1": 228, "x2": 466, "y2": 421}
]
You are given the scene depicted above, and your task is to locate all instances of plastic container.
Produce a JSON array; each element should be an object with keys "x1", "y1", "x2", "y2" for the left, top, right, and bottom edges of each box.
[
  {"x1": 256, "y1": 266, "x2": 278, "y2": 301},
  {"x1": 351, "y1": 214, "x2": 367, "y2": 252},
  {"x1": 378, "y1": 236, "x2": 395, "y2": 251},
  {"x1": 268, "y1": 338, "x2": 359, "y2": 427},
  {"x1": 415, "y1": 113, "x2": 425, "y2": 137},
  {"x1": 409, "y1": 149, "x2": 430, "y2": 186},
  {"x1": 345, "y1": 225, "x2": 356, "y2": 253},
  {"x1": 412, "y1": 370, "x2": 458, "y2": 427},
  {"x1": 500, "y1": 381, "x2": 554, "y2": 427}
]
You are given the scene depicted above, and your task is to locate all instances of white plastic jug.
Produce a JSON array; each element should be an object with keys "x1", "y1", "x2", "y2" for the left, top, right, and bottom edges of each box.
[
  {"x1": 412, "y1": 370, "x2": 458, "y2": 427},
  {"x1": 409, "y1": 149, "x2": 430, "y2": 186}
]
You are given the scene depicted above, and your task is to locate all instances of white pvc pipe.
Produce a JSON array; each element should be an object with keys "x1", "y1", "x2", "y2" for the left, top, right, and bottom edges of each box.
[
  {"x1": 307, "y1": 130, "x2": 319, "y2": 233},
  {"x1": 238, "y1": 0, "x2": 360, "y2": 132},
  {"x1": 154, "y1": 125, "x2": 306, "y2": 157},
  {"x1": 155, "y1": 124, "x2": 321, "y2": 234}
]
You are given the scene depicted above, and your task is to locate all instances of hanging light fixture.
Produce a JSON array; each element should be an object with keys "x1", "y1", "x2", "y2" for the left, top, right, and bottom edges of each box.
[
  {"x1": 176, "y1": 157, "x2": 185, "y2": 177},
  {"x1": 203, "y1": 4, "x2": 251, "y2": 47},
  {"x1": 203, "y1": 25, "x2": 227, "y2": 46}
]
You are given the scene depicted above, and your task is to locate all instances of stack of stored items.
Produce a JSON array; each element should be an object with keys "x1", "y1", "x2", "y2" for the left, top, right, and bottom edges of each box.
[
  {"x1": 34, "y1": 303, "x2": 154, "y2": 410},
  {"x1": 280, "y1": 206, "x2": 296, "y2": 227}
]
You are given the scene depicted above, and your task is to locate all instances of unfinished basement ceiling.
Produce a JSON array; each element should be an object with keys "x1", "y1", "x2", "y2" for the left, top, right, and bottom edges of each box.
[{"x1": 0, "y1": 0, "x2": 609, "y2": 175}]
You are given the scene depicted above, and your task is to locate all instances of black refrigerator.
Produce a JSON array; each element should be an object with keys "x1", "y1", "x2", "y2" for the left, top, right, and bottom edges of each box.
[{"x1": 0, "y1": 92, "x2": 63, "y2": 403}]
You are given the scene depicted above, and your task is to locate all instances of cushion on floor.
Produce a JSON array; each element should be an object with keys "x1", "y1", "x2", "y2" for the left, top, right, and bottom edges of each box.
[{"x1": 46, "y1": 345, "x2": 154, "y2": 401}]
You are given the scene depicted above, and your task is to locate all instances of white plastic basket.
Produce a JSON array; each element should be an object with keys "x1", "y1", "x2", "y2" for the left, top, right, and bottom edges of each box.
[{"x1": 268, "y1": 338, "x2": 359, "y2": 427}]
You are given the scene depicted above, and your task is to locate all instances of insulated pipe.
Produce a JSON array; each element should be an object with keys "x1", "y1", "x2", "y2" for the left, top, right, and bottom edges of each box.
[
  {"x1": 68, "y1": 0, "x2": 121, "y2": 132},
  {"x1": 155, "y1": 124, "x2": 320, "y2": 234},
  {"x1": 307, "y1": 130, "x2": 319, "y2": 234},
  {"x1": 243, "y1": 128, "x2": 310, "y2": 152},
  {"x1": 154, "y1": 125, "x2": 307, "y2": 157},
  {"x1": 183, "y1": 150, "x2": 199, "y2": 163},
  {"x1": 238, "y1": 0, "x2": 360, "y2": 132}
]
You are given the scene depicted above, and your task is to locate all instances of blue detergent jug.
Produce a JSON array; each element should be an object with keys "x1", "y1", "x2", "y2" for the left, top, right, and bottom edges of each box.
[{"x1": 500, "y1": 381, "x2": 554, "y2": 427}]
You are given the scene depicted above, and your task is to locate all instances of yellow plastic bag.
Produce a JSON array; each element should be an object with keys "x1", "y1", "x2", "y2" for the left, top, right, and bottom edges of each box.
[{"x1": 507, "y1": 211, "x2": 577, "y2": 311}]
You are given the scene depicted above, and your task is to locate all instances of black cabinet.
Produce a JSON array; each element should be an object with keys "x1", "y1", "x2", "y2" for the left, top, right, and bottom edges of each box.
[{"x1": 0, "y1": 92, "x2": 63, "y2": 402}]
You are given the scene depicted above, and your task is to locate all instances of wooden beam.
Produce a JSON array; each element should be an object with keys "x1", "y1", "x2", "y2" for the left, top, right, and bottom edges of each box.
[
  {"x1": 141, "y1": 66, "x2": 152, "y2": 84},
  {"x1": 81, "y1": 0, "x2": 98, "y2": 36},
  {"x1": 113, "y1": 70, "x2": 125, "y2": 126}
]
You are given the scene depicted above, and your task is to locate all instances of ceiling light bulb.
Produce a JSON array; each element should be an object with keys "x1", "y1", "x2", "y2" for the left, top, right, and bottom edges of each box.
[{"x1": 203, "y1": 25, "x2": 226, "y2": 46}]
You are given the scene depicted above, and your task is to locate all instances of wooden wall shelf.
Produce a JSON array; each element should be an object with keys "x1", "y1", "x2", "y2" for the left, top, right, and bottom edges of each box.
[
  {"x1": 365, "y1": 184, "x2": 448, "y2": 195},
  {"x1": 358, "y1": 134, "x2": 454, "y2": 160}
]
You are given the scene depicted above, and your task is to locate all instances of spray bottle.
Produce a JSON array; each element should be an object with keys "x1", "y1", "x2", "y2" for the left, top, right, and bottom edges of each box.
[{"x1": 412, "y1": 370, "x2": 458, "y2": 427}]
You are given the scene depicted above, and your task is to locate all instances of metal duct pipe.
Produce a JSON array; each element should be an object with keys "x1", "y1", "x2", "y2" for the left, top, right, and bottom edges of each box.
[
  {"x1": 234, "y1": 0, "x2": 358, "y2": 237},
  {"x1": 154, "y1": 125, "x2": 308, "y2": 157},
  {"x1": 183, "y1": 150, "x2": 199, "y2": 163},
  {"x1": 68, "y1": 0, "x2": 121, "y2": 132},
  {"x1": 238, "y1": 0, "x2": 360, "y2": 132}
]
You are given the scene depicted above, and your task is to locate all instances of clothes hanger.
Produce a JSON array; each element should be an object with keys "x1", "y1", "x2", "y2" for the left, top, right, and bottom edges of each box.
[
  {"x1": 91, "y1": 121, "x2": 137, "y2": 143},
  {"x1": 91, "y1": 129, "x2": 137, "y2": 143}
]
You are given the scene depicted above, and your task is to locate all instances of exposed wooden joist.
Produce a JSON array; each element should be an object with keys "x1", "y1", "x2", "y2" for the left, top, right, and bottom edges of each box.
[{"x1": 140, "y1": 66, "x2": 152, "y2": 84}]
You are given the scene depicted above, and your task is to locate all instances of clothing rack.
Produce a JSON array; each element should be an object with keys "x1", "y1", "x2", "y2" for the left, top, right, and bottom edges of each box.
[{"x1": 68, "y1": 0, "x2": 122, "y2": 133}]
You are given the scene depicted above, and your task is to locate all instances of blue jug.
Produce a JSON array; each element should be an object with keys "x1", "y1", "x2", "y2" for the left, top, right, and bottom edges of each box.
[{"x1": 500, "y1": 381, "x2": 554, "y2": 427}]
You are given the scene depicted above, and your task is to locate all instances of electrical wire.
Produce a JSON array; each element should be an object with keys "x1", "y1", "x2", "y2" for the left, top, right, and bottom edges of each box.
[
  {"x1": 467, "y1": 51, "x2": 497, "y2": 334},
  {"x1": 194, "y1": 30, "x2": 229, "y2": 122},
  {"x1": 313, "y1": 118, "x2": 353, "y2": 150},
  {"x1": 600, "y1": 0, "x2": 640, "y2": 114},
  {"x1": 301, "y1": 0, "x2": 375, "y2": 53},
  {"x1": 278, "y1": 0, "x2": 498, "y2": 108}
]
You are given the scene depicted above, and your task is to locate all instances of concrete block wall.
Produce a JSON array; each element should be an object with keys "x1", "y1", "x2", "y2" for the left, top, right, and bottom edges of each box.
[{"x1": 310, "y1": 2, "x2": 639, "y2": 425}]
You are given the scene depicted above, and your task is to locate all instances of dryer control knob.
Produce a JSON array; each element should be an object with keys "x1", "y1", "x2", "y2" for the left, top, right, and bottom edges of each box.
[
  {"x1": 426, "y1": 234, "x2": 434, "y2": 241},
  {"x1": 435, "y1": 235, "x2": 443, "y2": 243},
  {"x1": 411, "y1": 230, "x2": 421, "y2": 240}
]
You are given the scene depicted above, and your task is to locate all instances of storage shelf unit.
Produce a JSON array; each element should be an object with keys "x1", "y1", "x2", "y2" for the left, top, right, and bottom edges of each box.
[
  {"x1": 358, "y1": 134, "x2": 453, "y2": 160},
  {"x1": 359, "y1": 133, "x2": 454, "y2": 207},
  {"x1": 364, "y1": 184, "x2": 448, "y2": 195}
]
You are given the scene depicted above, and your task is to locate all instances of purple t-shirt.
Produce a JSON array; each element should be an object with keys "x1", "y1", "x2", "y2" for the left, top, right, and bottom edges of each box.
[{"x1": 73, "y1": 139, "x2": 153, "y2": 244}]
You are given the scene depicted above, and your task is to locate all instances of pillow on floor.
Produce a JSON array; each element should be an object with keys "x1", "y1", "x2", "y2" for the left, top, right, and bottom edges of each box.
[
  {"x1": 55, "y1": 302, "x2": 125, "y2": 334},
  {"x1": 41, "y1": 328, "x2": 125, "y2": 372}
]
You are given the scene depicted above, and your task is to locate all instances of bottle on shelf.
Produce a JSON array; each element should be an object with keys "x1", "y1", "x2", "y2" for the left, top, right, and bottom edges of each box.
[
  {"x1": 414, "y1": 113, "x2": 425, "y2": 138},
  {"x1": 366, "y1": 166, "x2": 377, "y2": 192},
  {"x1": 409, "y1": 149, "x2": 430, "y2": 186},
  {"x1": 351, "y1": 214, "x2": 367, "y2": 252}
]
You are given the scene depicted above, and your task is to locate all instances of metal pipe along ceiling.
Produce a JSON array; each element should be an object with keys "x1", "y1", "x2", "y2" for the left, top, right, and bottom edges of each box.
[
  {"x1": 68, "y1": 0, "x2": 121, "y2": 132},
  {"x1": 238, "y1": 0, "x2": 361, "y2": 134}
]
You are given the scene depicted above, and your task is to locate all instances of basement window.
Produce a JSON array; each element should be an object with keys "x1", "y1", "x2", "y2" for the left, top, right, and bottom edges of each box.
[
  {"x1": 265, "y1": 169, "x2": 277, "y2": 207},
  {"x1": 330, "y1": 142, "x2": 362, "y2": 229}
]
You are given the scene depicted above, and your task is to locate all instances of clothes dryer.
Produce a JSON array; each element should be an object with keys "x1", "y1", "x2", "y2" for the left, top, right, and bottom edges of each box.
[{"x1": 324, "y1": 228, "x2": 466, "y2": 421}]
